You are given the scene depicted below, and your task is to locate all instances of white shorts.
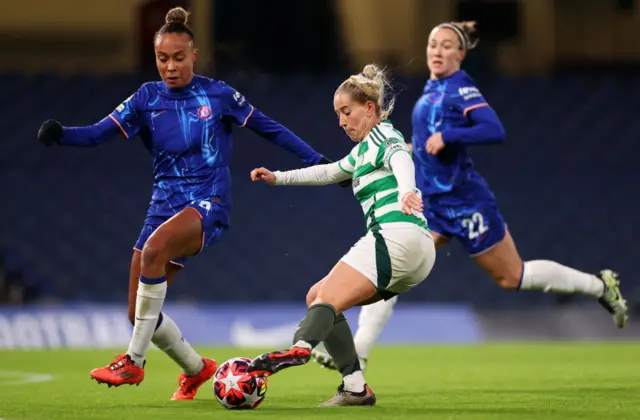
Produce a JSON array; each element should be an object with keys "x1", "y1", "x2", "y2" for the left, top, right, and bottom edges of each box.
[{"x1": 340, "y1": 223, "x2": 436, "y2": 300}]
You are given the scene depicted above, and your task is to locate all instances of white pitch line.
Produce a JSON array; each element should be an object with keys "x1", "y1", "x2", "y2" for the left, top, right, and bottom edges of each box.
[{"x1": 0, "y1": 370, "x2": 54, "y2": 386}]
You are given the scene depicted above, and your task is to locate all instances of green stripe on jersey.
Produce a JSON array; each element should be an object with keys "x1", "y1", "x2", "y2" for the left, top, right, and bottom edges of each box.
[
  {"x1": 374, "y1": 143, "x2": 386, "y2": 167},
  {"x1": 369, "y1": 128, "x2": 384, "y2": 146},
  {"x1": 353, "y1": 162, "x2": 378, "y2": 179},
  {"x1": 358, "y1": 141, "x2": 369, "y2": 156},
  {"x1": 345, "y1": 120, "x2": 425, "y2": 233},
  {"x1": 368, "y1": 210, "x2": 429, "y2": 231},
  {"x1": 364, "y1": 191, "x2": 399, "y2": 221},
  {"x1": 372, "y1": 126, "x2": 387, "y2": 142},
  {"x1": 355, "y1": 175, "x2": 397, "y2": 202}
]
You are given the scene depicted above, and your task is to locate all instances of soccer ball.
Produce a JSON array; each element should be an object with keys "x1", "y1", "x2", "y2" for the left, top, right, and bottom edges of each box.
[{"x1": 212, "y1": 357, "x2": 268, "y2": 409}]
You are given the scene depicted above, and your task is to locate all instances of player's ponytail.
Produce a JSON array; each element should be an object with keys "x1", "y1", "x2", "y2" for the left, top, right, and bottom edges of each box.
[
  {"x1": 454, "y1": 21, "x2": 479, "y2": 50},
  {"x1": 155, "y1": 7, "x2": 195, "y2": 43},
  {"x1": 337, "y1": 64, "x2": 396, "y2": 121}
]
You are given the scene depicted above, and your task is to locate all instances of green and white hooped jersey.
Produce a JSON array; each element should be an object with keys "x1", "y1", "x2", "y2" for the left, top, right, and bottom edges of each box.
[{"x1": 337, "y1": 121, "x2": 429, "y2": 232}]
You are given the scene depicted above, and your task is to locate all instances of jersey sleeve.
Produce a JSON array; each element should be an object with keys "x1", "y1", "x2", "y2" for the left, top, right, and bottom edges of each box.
[
  {"x1": 219, "y1": 84, "x2": 255, "y2": 127},
  {"x1": 381, "y1": 137, "x2": 411, "y2": 171},
  {"x1": 337, "y1": 146, "x2": 358, "y2": 175},
  {"x1": 108, "y1": 87, "x2": 145, "y2": 139},
  {"x1": 454, "y1": 84, "x2": 489, "y2": 117}
]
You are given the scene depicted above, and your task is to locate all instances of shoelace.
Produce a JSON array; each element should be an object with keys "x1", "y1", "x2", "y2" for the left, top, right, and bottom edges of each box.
[{"x1": 109, "y1": 355, "x2": 128, "y2": 371}]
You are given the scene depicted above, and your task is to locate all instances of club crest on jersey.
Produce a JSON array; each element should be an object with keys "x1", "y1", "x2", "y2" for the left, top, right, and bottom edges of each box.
[
  {"x1": 428, "y1": 91, "x2": 444, "y2": 103},
  {"x1": 197, "y1": 105, "x2": 213, "y2": 120}
]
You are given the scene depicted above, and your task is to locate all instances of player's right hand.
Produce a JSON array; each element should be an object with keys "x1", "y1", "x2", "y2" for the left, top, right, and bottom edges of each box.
[
  {"x1": 401, "y1": 191, "x2": 423, "y2": 215},
  {"x1": 251, "y1": 167, "x2": 276, "y2": 185},
  {"x1": 38, "y1": 120, "x2": 64, "y2": 146}
]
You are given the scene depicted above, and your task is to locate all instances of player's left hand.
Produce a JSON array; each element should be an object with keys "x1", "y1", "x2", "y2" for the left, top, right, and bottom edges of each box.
[
  {"x1": 425, "y1": 132, "x2": 445, "y2": 155},
  {"x1": 401, "y1": 191, "x2": 423, "y2": 215},
  {"x1": 251, "y1": 167, "x2": 276, "y2": 185}
]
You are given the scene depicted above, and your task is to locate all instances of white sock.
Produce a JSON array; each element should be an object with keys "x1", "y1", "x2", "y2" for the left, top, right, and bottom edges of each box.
[
  {"x1": 152, "y1": 312, "x2": 204, "y2": 376},
  {"x1": 127, "y1": 279, "x2": 167, "y2": 368},
  {"x1": 353, "y1": 296, "x2": 398, "y2": 359},
  {"x1": 343, "y1": 370, "x2": 366, "y2": 393},
  {"x1": 520, "y1": 260, "x2": 603, "y2": 297},
  {"x1": 292, "y1": 340, "x2": 313, "y2": 350}
]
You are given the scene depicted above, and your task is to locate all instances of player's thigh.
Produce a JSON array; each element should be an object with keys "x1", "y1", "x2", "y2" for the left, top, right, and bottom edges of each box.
[
  {"x1": 472, "y1": 228, "x2": 523, "y2": 289},
  {"x1": 312, "y1": 260, "x2": 378, "y2": 314},
  {"x1": 128, "y1": 250, "x2": 182, "y2": 323},
  {"x1": 143, "y1": 208, "x2": 204, "y2": 263},
  {"x1": 134, "y1": 223, "x2": 190, "y2": 268}
]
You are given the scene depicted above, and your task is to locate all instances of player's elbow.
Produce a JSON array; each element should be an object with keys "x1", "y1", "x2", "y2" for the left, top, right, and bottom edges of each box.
[{"x1": 488, "y1": 122, "x2": 506, "y2": 144}]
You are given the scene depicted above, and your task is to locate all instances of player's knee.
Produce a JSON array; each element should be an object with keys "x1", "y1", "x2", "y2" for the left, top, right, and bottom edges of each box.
[
  {"x1": 141, "y1": 241, "x2": 169, "y2": 269},
  {"x1": 310, "y1": 287, "x2": 328, "y2": 308},
  {"x1": 312, "y1": 291, "x2": 348, "y2": 315},
  {"x1": 305, "y1": 288, "x2": 316, "y2": 308},
  {"x1": 306, "y1": 280, "x2": 324, "y2": 308}
]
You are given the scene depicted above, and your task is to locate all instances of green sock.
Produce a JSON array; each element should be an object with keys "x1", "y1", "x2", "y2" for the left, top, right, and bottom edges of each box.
[
  {"x1": 292, "y1": 303, "x2": 337, "y2": 348},
  {"x1": 323, "y1": 313, "x2": 361, "y2": 376}
]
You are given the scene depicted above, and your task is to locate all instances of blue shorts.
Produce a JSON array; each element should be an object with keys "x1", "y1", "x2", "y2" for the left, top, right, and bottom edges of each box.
[
  {"x1": 133, "y1": 198, "x2": 228, "y2": 267},
  {"x1": 425, "y1": 200, "x2": 506, "y2": 256}
]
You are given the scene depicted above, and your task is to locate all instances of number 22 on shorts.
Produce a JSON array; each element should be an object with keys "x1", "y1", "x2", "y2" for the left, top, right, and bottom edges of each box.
[{"x1": 461, "y1": 212, "x2": 488, "y2": 240}]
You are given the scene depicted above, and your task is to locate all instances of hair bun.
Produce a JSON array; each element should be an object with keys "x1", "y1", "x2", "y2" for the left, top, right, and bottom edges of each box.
[
  {"x1": 340, "y1": 63, "x2": 395, "y2": 121},
  {"x1": 165, "y1": 7, "x2": 190, "y2": 25},
  {"x1": 362, "y1": 64, "x2": 383, "y2": 82},
  {"x1": 453, "y1": 21, "x2": 479, "y2": 50}
]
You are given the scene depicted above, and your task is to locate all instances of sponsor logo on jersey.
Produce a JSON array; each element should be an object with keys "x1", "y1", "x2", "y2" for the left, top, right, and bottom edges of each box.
[{"x1": 458, "y1": 86, "x2": 482, "y2": 101}]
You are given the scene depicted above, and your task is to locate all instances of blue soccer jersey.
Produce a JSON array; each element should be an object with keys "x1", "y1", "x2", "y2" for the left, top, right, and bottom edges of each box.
[
  {"x1": 411, "y1": 70, "x2": 495, "y2": 202},
  {"x1": 411, "y1": 70, "x2": 507, "y2": 254},
  {"x1": 59, "y1": 74, "x2": 324, "y2": 262},
  {"x1": 109, "y1": 75, "x2": 262, "y2": 225}
]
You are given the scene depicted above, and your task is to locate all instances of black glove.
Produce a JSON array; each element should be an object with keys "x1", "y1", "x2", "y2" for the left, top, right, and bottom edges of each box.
[
  {"x1": 317, "y1": 156, "x2": 351, "y2": 188},
  {"x1": 38, "y1": 120, "x2": 64, "y2": 146}
]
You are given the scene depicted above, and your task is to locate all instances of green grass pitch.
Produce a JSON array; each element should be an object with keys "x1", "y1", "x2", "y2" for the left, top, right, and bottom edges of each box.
[{"x1": 1, "y1": 342, "x2": 638, "y2": 419}]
